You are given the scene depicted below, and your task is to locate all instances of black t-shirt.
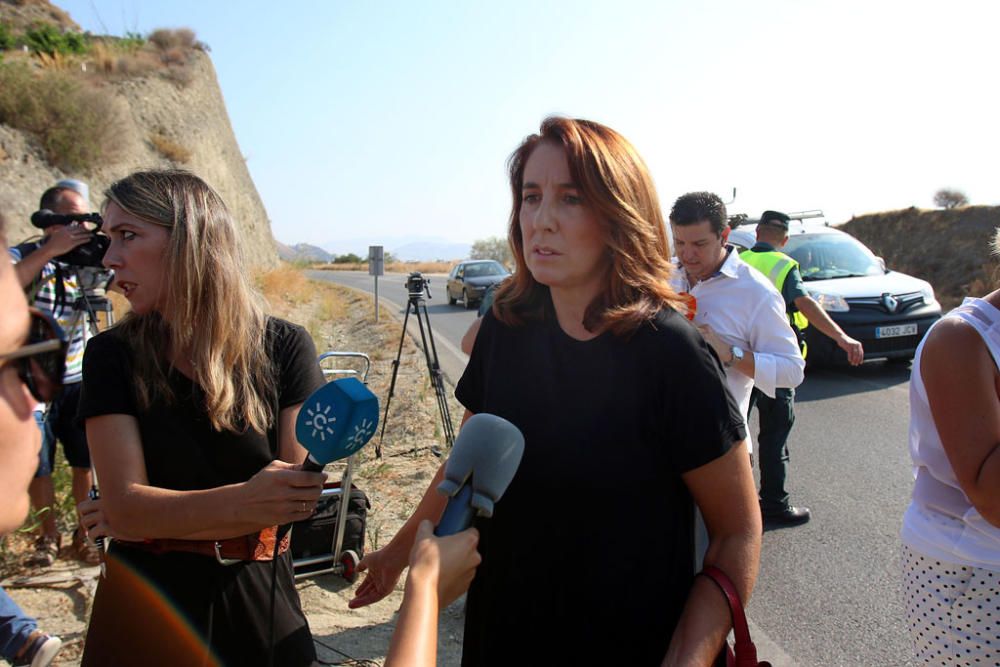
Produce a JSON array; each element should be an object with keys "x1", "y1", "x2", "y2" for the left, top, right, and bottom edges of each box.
[
  {"x1": 455, "y1": 305, "x2": 745, "y2": 666},
  {"x1": 78, "y1": 317, "x2": 323, "y2": 488},
  {"x1": 77, "y1": 317, "x2": 324, "y2": 667}
]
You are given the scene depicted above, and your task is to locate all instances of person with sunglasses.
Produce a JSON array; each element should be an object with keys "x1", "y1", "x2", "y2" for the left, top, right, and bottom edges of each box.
[
  {"x1": 0, "y1": 212, "x2": 66, "y2": 667},
  {"x1": 9, "y1": 180, "x2": 103, "y2": 567}
]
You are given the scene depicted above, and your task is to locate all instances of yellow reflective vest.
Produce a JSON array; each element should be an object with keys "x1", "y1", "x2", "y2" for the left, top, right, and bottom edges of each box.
[{"x1": 739, "y1": 249, "x2": 809, "y2": 356}]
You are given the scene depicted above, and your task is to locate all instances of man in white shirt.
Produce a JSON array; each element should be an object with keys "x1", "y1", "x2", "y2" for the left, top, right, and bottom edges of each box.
[{"x1": 668, "y1": 192, "x2": 809, "y2": 526}]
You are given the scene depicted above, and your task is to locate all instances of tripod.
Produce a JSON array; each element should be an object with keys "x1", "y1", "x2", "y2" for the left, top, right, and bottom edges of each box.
[{"x1": 378, "y1": 275, "x2": 455, "y2": 457}]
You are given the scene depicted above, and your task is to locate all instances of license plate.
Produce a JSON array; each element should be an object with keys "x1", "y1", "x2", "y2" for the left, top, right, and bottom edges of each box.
[{"x1": 875, "y1": 323, "x2": 917, "y2": 339}]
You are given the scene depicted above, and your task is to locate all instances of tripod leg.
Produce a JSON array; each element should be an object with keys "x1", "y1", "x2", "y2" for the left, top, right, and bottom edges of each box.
[
  {"x1": 416, "y1": 302, "x2": 455, "y2": 449},
  {"x1": 377, "y1": 300, "x2": 412, "y2": 458}
]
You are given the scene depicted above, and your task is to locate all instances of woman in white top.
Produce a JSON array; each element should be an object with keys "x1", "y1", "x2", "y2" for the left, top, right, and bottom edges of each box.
[{"x1": 901, "y1": 227, "x2": 1000, "y2": 665}]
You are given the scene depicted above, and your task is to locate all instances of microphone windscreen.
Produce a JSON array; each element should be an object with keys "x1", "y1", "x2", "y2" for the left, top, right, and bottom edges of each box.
[
  {"x1": 295, "y1": 377, "x2": 379, "y2": 465},
  {"x1": 435, "y1": 413, "x2": 524, "y2": 534}
]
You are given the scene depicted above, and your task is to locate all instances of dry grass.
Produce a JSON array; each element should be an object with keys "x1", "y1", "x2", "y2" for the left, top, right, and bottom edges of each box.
[
  {"x1": 0, "y1": 62, "x2": 125, "y2": 172},
  {"x1": 313, "y1": 260, "x2": 456, "y2": 274},
  {"x1": 258, "y1": 265, "x2": 313, "y2": 311},
  {"x1": 149, "y1": 132, "x2": 191, "y2": 163},
  {"x1": 388, "y1": 260, "x2": 454, "y2": 273},
  {"x1": 34, "y1": 50, "x2": 74, "y2": 71},
  {"x1": 88, "y1": 40, "x2": 159, "y2": 78},
  {"x1": 842, "y1": 205, "x2": 1000, "y2": 309}
]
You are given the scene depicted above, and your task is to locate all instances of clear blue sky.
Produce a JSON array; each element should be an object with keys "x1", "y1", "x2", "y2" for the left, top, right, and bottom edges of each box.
[{"x1": 58, "y1": 0, "x2": 998, "y2": 252}]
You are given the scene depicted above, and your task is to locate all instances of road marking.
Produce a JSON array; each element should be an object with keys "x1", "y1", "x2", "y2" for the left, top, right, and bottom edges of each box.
[{"x1": 748, "y1": 618, "x2": 797, "y2": 666}]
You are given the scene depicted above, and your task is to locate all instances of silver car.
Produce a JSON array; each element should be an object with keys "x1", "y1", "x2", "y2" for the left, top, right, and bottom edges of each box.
[{"x1": 446, "y1": 260, "x2": 510, "y2": 309}]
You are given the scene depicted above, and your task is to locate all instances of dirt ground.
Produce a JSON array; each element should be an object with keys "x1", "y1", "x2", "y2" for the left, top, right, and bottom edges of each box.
[{"x1": 0, "y1": 275, "x2": 466, "y2": 666}]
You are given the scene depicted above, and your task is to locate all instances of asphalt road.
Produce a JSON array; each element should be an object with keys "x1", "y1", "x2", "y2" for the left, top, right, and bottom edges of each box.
[{"x1": 308, "y1": 269, "x2": 916, "y2": 666}]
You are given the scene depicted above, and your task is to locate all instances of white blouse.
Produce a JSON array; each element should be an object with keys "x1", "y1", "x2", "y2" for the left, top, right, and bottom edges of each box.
[{"x1": 901, "y1": 297, "x2": 1000, "y2": 571}]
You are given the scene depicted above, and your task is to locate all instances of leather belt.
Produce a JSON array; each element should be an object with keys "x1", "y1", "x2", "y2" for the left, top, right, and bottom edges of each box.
[{"x1": 127, "y1": 525, "x2": 289, "y2": 565}]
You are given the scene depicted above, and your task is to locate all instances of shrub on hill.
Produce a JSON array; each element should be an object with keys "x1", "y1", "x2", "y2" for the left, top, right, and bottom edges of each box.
[
  {"x1": 23, "y1": 23, "x2": 88, "y2": 56},
  {"x1": 933, "y1": 188, "x2": 968, "y2": 209},
  {"x1": 149, "y1": 131, "x2": 192, "y2": 163},
  {"x1": 0, "y1": 22, "x2": 14, "y2": 51},
  {"x1": 0, "y1": 62, "x2": 121, "y2": 172}
]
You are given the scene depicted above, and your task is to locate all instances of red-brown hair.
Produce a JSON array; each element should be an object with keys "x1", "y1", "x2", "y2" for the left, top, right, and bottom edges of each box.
[{"x1": 492, "y1": 117, "x2": 685, "y2": 335}]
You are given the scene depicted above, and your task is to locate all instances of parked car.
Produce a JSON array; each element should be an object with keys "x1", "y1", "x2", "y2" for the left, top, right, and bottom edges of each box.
[
  {"x1": 446, "y1": 260, "x2": 510, "y2": 309},
  {"x1": 728, "y1": 219, "x2": 942, "y2": 366}
]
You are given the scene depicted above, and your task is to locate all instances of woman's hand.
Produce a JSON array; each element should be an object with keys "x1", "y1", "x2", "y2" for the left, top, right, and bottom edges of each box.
[
  {"x1": 78, "y1": 497, "x2": 144, "y2": 542},
  {"x1": 408, "y1": 520, "x2": 481, "y2": 608},
  {"x1": 349, "y1": 540, "x2": 411, "y2": 609},
  {"x1": 236, "y1": 460, "x2": 327, "y2": 526}
]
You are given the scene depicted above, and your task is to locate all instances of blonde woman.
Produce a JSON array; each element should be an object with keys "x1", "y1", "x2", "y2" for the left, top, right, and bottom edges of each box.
[
  {"x1": 77, "y1": 171, "x2": 326, "y2": 666},
  {"x1": 901, "y1": 228, "x2": 1000, "y2": 664}
]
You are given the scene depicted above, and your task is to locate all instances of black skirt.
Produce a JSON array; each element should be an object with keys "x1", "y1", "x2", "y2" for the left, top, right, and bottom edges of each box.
[{"x1": 81, "y1": 542, "x2": 317, "y2": 667}]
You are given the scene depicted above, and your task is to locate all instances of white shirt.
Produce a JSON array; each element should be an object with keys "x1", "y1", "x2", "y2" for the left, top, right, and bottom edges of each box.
[
  {"x1": 671, "y1": 247, "x2": 804, "y2": 426},
  {"x1": 901, "y1": 297, "x2": 1000, "y2": 570}
]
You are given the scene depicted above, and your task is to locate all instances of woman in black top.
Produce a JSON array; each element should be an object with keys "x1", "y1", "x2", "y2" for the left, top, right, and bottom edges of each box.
[
  {"x1": 350, "y1": 118, "x2": 762, "y2": 665},
  {"x1": 77, "y1": 170, "x2": 326, "y2": 666}
]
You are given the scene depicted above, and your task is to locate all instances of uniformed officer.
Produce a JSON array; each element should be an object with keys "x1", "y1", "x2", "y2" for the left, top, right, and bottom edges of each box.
[{"x1": 741, "y1": 210, "x2": 864, "y2": 526}]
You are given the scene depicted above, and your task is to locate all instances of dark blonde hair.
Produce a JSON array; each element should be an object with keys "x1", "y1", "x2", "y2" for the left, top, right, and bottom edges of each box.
[
  {"x1": 494, "y1": 117, "x2": 684, "y2": 334},
  {"x1": 104, "y1": 170, "x2": 275, "y2": 433}
]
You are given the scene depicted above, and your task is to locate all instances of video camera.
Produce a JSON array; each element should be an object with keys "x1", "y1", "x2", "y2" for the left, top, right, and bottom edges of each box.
[
  {"x1": 30, "y1": 209, "x2": 110, "y2": 268},
  {"x1": 405, "y1": 271, "x2": 431, "y2": 299}
]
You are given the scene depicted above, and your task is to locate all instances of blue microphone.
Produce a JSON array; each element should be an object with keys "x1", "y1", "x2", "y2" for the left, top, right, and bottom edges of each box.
[
  {"x1": 296, "y1": 377, "x2": 379, "y2": 470},
  {"x1": 435, "y1": 414, "x2": 525, "y2": 536}
]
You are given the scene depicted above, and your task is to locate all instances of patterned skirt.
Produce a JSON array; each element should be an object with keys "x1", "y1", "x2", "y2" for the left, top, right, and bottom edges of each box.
[{"x1": 902, "y1": 544, "x2": 1000, "y2": 665}]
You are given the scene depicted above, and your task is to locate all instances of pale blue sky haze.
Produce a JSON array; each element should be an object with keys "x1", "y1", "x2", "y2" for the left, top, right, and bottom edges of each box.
[{"x1": 57, "y1": 1, "x2": 999, "y2": 254}]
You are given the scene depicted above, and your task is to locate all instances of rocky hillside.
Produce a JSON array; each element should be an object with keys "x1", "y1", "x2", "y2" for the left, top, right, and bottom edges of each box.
[
  {"x1": 0, "y1": 1, "x2": 276, "y2": 268},
  {"x1": 841, "y1": 206, "x2": 999, "y2": 309}
]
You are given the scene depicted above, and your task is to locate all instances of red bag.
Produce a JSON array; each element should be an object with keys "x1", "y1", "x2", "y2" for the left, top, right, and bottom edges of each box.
[{"x1": 697, "y1": 566, "x2": 772, "y2": 667}]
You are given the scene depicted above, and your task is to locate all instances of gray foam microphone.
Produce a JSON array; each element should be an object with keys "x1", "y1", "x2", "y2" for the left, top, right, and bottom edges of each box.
[{"x1": 435, "y1": 413, "x2": 525, "y2": 536}]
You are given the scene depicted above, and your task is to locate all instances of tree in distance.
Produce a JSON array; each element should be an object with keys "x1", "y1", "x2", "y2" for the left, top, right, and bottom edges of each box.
[
  {"x1": 470, "y1": 236, "x2": 512, "y2": 267},
  {"x1": 933, "y1": 188, "x2": 969, "y2": 209}
]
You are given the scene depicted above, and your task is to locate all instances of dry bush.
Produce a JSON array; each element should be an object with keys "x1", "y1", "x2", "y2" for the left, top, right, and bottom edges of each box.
[
  {"x1": 159, "y1": 45, "x2": 187, "y2": 66},
  {"x1": 148, "y1": 28, "x2": 197, "y2": 51},
  {"x1": 149, "y1": 132, "x2": 191, "y2": 163},
  {"x1": 89, "y1": 40, "x2": 158, "y2": 77},
  {"x1": 0, "y1": 62, "x2": 123, "y2": 172},
  {"x1": 258, "y1": 265, "x2": 313, "y2": 309},
  {"x1": 34, "y1": 50, "x2": 74, "y2": 70},
  {"x1": 161, "y1": 63, "x2": 194, "y2": 87}
]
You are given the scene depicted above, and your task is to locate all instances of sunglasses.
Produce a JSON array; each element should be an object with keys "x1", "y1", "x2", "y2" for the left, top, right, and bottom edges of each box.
[{"x1": 0, "y1": 308, "x2": 68, "y2": 403}]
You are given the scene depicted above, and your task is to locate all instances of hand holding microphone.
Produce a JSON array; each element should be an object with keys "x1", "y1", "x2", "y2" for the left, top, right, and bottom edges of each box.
[
  {"x1": 240, "y1": 460, "x2": 328, "y2": 526},
  {"x1": 350, "y1": 413, "x2": 524, "y2": 609},
  {"x1": 408, "y1": 520, "x2": 481, "y2": 609}
]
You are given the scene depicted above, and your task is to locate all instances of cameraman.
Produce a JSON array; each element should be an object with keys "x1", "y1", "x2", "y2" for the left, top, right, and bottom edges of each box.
[{"x1": 9, "y1": 180, "x2": 102, "y2": 566}]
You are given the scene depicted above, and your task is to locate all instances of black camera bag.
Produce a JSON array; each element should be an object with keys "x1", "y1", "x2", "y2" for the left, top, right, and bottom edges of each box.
[{"x1": 291, "y1": 482, "x2": 370, "y2": 561}]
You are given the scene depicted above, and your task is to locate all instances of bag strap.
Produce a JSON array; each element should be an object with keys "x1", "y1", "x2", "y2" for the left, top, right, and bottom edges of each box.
[{"x1": 698, "y1": 565, "x2": 766, "y2": 667}]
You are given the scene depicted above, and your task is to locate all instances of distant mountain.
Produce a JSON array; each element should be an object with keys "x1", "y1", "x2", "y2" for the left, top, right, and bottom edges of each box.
[
  {"x1": 276, "y1": 241, "x2": 333, "y2": 263},
  {"x1": 390, "y1": 240, "x2": 470, "y2": 262},
  {"x1": 277, "y1": 235, "x2": 472, "y2": 263}
]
